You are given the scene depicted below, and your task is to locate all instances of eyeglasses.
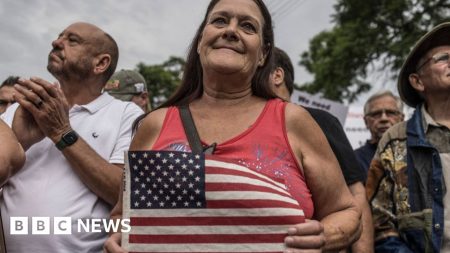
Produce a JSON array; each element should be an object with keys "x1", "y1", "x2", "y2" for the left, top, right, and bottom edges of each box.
[
  {"x1": 365, "y1": 109, "x2": 401, "y2": 119},
  {"x1": 416, "y1": 52, "x2": 450, "y2": 71}
]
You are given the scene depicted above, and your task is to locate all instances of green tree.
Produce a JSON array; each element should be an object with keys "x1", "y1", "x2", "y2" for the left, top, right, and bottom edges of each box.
[
  {"x1": 136, "y1": 56, "x2": 185, "y2": 108},
  {"x1": 300, "y1": 0, "x2": 450, "y2": 103}
]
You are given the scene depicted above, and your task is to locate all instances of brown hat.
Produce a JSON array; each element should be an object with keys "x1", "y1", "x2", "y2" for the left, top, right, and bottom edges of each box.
[{"x1": 398, "y1": 22, "x2": 450, "y2": 107}]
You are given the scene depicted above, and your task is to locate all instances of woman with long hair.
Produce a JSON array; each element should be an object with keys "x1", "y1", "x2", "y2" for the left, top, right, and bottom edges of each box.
[{"x1": 105, "y1": 0, "x2": 361, "y2": 252}]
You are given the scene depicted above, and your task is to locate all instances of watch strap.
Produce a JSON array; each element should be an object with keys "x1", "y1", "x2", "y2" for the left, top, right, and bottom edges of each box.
[{"x1": 55, "y1": 130, "x2": 78, "y2": 150}]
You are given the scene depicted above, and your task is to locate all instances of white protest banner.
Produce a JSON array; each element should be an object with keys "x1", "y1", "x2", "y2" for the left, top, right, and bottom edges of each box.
[{"x1": 290, "y1": 90, "x2": 349, "y2": 126}]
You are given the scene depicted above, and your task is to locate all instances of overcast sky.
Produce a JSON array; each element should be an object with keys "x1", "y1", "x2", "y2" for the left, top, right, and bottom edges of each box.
[{"x1": 0, "y1": 0, "x2": 339, "y2": 99}]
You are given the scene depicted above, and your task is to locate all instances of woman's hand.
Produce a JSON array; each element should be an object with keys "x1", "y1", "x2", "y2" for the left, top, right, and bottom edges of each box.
[
  {"x1": 284, "y1": 219, "x2": 325, "y2": 252},
  {"x1": 103, "y1": 232, "x2": 127, "y2": 253}
]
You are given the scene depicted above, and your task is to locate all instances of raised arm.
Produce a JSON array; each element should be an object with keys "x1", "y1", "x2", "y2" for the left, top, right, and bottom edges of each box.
[{"x1": 284, "y1": 104, "x2": 361, "y2": 251}]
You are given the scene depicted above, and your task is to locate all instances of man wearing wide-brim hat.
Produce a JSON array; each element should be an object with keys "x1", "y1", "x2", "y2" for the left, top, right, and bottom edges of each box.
[{"x1": 366, "y1": 22, "x2": 450, "y2": 253}]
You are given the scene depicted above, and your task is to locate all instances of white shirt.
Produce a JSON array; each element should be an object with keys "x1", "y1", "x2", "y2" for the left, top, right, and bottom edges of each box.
[{"x1": 0, "y1": 93, "x2": 143, "y2": 253}]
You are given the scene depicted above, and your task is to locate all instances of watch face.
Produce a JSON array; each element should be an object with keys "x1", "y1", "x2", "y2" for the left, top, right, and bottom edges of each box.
[
  {"x1": 63, "y1": 132, "x2": 78, "y2": 144},
  {"x1": 56, "y1": 131, "x2": 78, "y2": 150}
]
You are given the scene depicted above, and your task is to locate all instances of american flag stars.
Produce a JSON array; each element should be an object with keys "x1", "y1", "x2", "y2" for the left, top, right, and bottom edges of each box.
[{"x1": 129, "y1": 151, "x2": 205, "y2": 209}]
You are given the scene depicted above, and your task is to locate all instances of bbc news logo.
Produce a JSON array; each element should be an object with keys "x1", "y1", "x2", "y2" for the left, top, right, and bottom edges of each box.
[{"x1": 10, "y1": 217, "x2": 131, "y2": 235}]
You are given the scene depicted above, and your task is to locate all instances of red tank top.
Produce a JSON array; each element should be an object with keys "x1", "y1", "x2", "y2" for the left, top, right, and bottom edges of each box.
[{"x1": 152, "y1": 99, "x2": 314, "y2": 218}]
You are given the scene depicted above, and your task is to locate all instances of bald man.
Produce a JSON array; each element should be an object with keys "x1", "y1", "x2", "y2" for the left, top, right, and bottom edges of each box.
[{"x1": 0, "y1": 22, "x2": 142, "y2": 252}]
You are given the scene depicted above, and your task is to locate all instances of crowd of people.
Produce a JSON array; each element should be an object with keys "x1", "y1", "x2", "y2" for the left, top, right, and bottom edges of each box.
[{"x1": 0, "y1": 0, "x2": 449, "y2": 252}]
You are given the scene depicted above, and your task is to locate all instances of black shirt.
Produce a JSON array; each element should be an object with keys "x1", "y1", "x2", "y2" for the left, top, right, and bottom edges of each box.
[
  {"x1": 354, "y1": 140, "x2": 378, "y2": 180},
  {"x1": 305, "y1": 107, "x2": 366, "y2": 185}
]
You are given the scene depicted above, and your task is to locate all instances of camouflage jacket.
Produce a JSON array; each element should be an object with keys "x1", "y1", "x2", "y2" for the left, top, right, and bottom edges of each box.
[{"x1": 366, "y1": 106, "x2": 443, "y2": 253}]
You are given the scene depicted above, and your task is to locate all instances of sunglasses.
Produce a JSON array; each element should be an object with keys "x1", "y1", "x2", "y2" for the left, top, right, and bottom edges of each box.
[
  {"x1": 416, "y1": 52, "x2": 450, "y2": 71},
  {"x1": 365, "y1": 109, "x2": 401, "y2": 119}
]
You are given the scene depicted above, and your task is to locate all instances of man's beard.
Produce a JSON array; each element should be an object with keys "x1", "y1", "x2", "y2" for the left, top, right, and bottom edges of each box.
[{"x1": 47, "y1": 55, "x2": 91, "y2": 82}]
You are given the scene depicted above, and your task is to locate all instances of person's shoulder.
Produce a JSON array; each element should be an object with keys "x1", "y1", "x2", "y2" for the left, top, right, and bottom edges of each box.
[
  {"x1": 130, "y1": 107, "x2": 170, "y2": 150},
  {"x1": 304, "y1": 107, "x2": 340, "y2": 126},
  {"x1": 136, "y1": 107, "x2": 169, "y2": 132},
  {"x1": 102, "y1": 95, "x2": 140, "y2": 112},
  {"x1": 354, "y1": 144, "x2": 365, "y2": 153},
  {"x1": 304, "y1": 106, "x2": 333, "y2": 118},
  {"x1": 378, "y1": 121, "x2": 407, "y2": 150},
  {"x1": 123, "y1": 101, "x2": 145, "y2": 114},
  {"x1": 385, "y1": 121, "x2": 407, "y2": 138},
  {"x1": 106, "y1": 99, "x2": 145, "y2": 123},
  {"x1": 147, "y1": 107, "x2": 169, "y2": 120},
  {"x1": 285, "y1": 104, "x2": 338, "y2": 122},
  {"x1": 285, "y1": 102, "x2": 310, "y2": 120},
  {"x1": 284, "y1": 103, "x2": 319, "y2": 134}
]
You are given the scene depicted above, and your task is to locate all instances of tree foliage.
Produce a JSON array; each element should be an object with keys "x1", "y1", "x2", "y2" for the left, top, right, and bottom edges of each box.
[
  {"x1": 300, "y1": 0, "x2": 450, "y2": 103},
  {"x1": 136, "y1": 56, "x2": 185, "y2": 108}
]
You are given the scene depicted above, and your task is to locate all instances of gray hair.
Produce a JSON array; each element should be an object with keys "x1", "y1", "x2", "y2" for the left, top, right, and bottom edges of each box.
[{"x1": 363, "y1": 90, "x2": 403, "y2": 115}]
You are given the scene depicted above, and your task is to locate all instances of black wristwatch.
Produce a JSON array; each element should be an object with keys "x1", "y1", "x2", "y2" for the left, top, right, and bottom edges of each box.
[{"x1": 55, "y1": 130, "x2": 79, "y2": 150}]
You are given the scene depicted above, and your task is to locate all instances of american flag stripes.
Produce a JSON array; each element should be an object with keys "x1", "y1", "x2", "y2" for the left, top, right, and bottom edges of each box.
[{"x1": 122, "y1": 151, "x2": 305, "y2": 253}]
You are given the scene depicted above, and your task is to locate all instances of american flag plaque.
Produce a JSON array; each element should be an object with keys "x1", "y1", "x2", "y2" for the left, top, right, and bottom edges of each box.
[{"x1": 122, "y1": 150, "x2": 305, "y2": 253}]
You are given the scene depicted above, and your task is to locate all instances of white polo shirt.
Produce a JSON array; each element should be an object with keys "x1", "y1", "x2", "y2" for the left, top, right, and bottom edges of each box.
[{"x1": 0, "y1": 93, "x2": 143, "y2": 253}]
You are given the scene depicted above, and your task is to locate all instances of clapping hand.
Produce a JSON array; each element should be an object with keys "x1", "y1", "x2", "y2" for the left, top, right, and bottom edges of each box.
[{"x1": 14, "y1": 77, "x2": 71, "y2": 145}]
